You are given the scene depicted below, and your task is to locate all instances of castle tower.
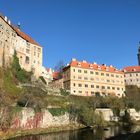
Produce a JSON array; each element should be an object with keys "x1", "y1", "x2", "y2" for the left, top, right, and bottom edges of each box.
[{"x1": 138, "y1": 42, "x2": 140, "y2": 65}]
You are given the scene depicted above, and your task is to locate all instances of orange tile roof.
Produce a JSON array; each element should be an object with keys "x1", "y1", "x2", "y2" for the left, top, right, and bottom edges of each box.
[
  {"x1": 65, "y1": 59, "x2": 123, "y2": 74},
  {"x1": 13, "y1": 27, "x2": 40, "y2": 46},
  {"x1": 123, "y1": 66, "x2": 140, "y2": 73},
  {"x1": 52, "y1": 72, "x2": 59, "y2": 79}
]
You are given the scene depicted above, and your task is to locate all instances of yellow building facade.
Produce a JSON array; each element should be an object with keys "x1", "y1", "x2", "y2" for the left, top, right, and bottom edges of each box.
[
  {"x1": 0, "y1": 14, "x2": 42, "y2": 78},
  {"x1": 63, "y1": 59, "x2": 125, "y2": 97}
]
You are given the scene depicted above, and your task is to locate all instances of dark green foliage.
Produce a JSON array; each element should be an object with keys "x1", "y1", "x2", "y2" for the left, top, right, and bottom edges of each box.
[
  {"x1": 125, "y1": 85, "x2": 140, "y2": 111},
  {"x1": 39, "y1": 76, "x2": 47, "y2": 84},
  {"x1": 60, "y1": 88, "x2": 70, "y2": 96},
  {"x1": 17, "y1": 86, "x2": 48, "y2": 109},
  {"x1": 121, "y1": 110, "x2": 132, "y2": 124},
  {"x1": 54, "y1": 60, "x2": 64, "y2": 79},
  {"x1": 11, "y1": 51, "x2": 32, "y2": 83},
  {"x1": 48, "y1": 108, "x2": 67, "y2": 116}
]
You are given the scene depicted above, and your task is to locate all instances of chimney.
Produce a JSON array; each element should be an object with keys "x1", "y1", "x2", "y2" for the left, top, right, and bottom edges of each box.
[
  {"x1": 72, "y1": 58, "x2": 76, "y2": 61},
  {"x1": 4, "y1": 16, "x2": 7, "y2": 22},
  {"x1": 17, "y1": 22, "x2": 21, "y2": 30}
]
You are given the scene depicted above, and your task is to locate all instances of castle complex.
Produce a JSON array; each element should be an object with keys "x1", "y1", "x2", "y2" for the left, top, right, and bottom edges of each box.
[
  {"x1": 0, "y1": 13, "x2": 140, "y2": 97},
  {"x1": 0, "y1": 14, "x2": 42, "y2": 78}
]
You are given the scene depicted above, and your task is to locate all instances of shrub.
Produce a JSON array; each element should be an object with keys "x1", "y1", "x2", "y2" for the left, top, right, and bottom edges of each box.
[
  {"x1": 39, "y1": 76, "x2": 47, "y2": 84},
  {"x1": 60, "y1": 88, "x2": 70, "y2": 96},
  {"x1": 48, "y1": 108, "x2": 67, "y2": 116},
  {"x1": 11, "y1": 51, "x2": 32, "y2": 83}
]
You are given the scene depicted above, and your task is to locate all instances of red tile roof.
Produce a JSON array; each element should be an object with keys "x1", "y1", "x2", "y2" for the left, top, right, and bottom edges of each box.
[
  {"x1": 13, "y1": 27, "x2": 40, "y2": 46},
  {"x1": 52, "y1": 72, "x2": 59, "y2": 79},
  {"x1": 123, "y1": 66, "x2": 140, "y2": 73},
  {"x1": 64, "y1": 59, "x2": 123, "y2": 74}
]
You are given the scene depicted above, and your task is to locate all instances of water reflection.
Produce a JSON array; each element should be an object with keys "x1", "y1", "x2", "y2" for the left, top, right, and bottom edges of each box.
[{"x1": 10, "y1": 125, "x2": 140, "y2": 140}]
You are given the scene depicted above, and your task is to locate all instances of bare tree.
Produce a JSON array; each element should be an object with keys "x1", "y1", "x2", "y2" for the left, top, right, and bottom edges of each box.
[{"x1": 54, "y1": 60, "x2": 65, "y2": 79}]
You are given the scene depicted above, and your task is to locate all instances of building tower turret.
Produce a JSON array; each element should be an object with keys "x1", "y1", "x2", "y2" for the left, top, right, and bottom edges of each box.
[{"x1": 138, "y1": 42, "x2": 140, "y2": 65}]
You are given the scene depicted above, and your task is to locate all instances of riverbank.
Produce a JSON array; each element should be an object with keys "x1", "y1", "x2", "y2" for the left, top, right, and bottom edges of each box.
[{"x1": 0, "y1": 123, "x2": 85, "y2": 140}]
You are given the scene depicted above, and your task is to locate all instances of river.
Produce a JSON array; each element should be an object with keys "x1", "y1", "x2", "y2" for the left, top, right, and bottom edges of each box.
[{"x1": 9, "y1": 125, "x2": 140, "y2": 140}]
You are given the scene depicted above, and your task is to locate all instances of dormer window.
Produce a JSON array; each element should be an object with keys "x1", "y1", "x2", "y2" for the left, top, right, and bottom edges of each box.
[
  {"x1": 90, "y1": 64, "x2": 93, "y2": 69},
  {"x1": 106, "y1": 67, "x2": 109, "y2": 71},
  {"x1": 98, "y1": 65, "x2": 101, "y2": 70},
  {"x1": 78, "y1": 62, "x2": 81, "y2": 67},
  {"x1": 133, "y1": 68, "x2": 136, "y2": 71}
]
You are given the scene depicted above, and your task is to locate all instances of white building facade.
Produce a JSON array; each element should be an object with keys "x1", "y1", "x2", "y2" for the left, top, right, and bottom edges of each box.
[{"x1": 123, "y1": 66, "x2": 140, "y2": 87}]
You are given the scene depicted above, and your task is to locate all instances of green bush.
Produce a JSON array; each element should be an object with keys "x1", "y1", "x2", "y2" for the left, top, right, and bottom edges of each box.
[
  {"x1": 60, "y1": 88, "x2": 70, "y2": 96},
  {"x1": 48, "y1": 108, "x2": 67, "y2": 116},
  {"x1": 11, "y1": 51, "x2": 32, "y2": 83},
  {"x1": 39, "y1": 76, "x2": 47, "y2": 84}
]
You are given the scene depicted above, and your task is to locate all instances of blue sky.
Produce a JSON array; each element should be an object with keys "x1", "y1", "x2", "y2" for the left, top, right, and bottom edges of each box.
[{"x1": 0, "y1": 0, "x2": 140, "y2": 69}]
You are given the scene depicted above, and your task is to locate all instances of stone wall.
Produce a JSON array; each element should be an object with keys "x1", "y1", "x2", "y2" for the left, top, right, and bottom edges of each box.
[{"x1": 11, "y1": 108, "x2": 70, "y2": 130}]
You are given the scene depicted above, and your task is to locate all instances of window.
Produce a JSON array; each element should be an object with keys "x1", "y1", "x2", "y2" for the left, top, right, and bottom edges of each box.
[
  {"x1": 116, "y1": 75, "x2": 119, "y2": 78},
  {"x1": 90, "y1": 77, "x2": 94, "y2": 81},
  {"x1": 84, "y1": 70, "x2": 87, "y2": 73},
  {"x1": 78, "y1": 69, "x2": 82, "y2": 73},
  {"x1": 78, "y1": 84, "x2": 82, "y2": 87},
  {"x1": 117, "y1": 87, "x2": 120, "y2": 90},
  {"x1": 101, "y1": 73, "x2": 104, "y2": 76},
  {"x1": 112, "y1": 87, "x2": 115, "y2": 90},
  {"x1": 91, "y1": 85, "x2": 94, "y2": 88},
  {"x1": 111, "y1": 74, "x2": 114, "y2": 77},
  {"x1": 73, "y1": 83, "x2": 75, "y2": 87},
  {"x1": 107, "y1": 86, "x2": 110, "y2": 89},
  {"x1": 107, "y1": 79, "x2": 110, "y2": 82},
  {"x1": 25, "y1": 56, "x2": 30, "y2": 64},
  {"x1": 91, "y1": 92, "x2": 94, "y2": 95},
  {"x1": 38, "y1": 53, "x2": 40, "y2": 57},
  {"x1": 6, "y1": 29, "x2": 9, "y2": 34},
  {"x1": 38, "y1": 48, "x2": 41, "y2": 53},
  {"x1": 102, "y1": 86, "x2": 105, "y2": 89},
  {"x1": 136, "y1": 74, "x2": 138, "y2": 76},
  {"x1": 26, "y1": 49, "x2": 30, "y2": 54},
  {"x1": 78, "y1": 76, "x2": 82, "y2": 79},
  {"x1": 112, "y1": 80, "x2": 115, "y2": 83},
  {"x1": 90, "y1": 71, "x2": 94, "y2": 74},
  {"x1": 106, "y1": 73, "x2": 109, "y2": 76},
  {"x1": 79, "y1": 91, "x2": 82, "y2": 93},
  {"x1": 96, "y1": 85, "x2": 99, "y2": 88},
  {"x1": 73, "y1": 69, "x2": 75, "y2": 72},
  {"x1": 95, "y1": 72, "x2": 99, "y2": 75},
  {"x1": 84, "y1": 77, "x2": 88, "y2": 80},
  {"x1": 85, "y1": 84, "x2": 88, "y2": 88},
  {"x1": 0, "y1": 24, "x2": 4, "y2": 29}
]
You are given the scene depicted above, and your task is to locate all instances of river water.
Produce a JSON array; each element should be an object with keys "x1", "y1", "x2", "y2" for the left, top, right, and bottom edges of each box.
[{"x1": 10, "y1": 125, "x2": 140, "y2": 140}]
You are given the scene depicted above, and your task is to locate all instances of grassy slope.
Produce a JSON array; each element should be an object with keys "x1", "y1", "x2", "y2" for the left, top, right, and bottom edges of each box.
[{"x1": 0, "y1": 68, "x2": 22, "y2": 106}]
